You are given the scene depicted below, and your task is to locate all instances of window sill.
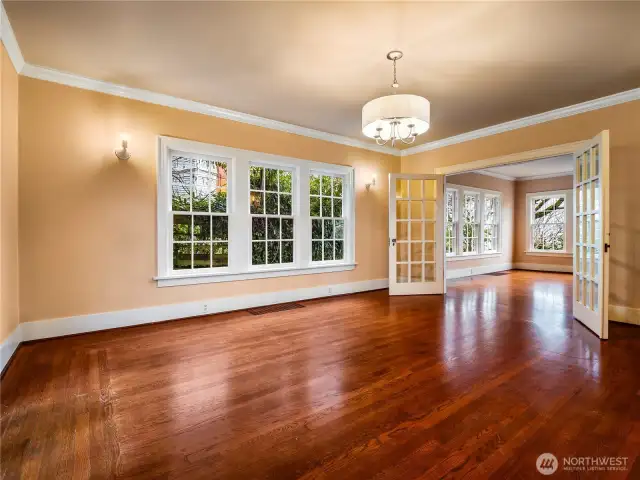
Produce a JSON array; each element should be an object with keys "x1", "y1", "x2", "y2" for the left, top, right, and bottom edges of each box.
[
  {"x1": 154, "y1": 262, "x2": 357, "y2": 287},
  {"x1": 525, "y1": 251, "x2": 572, "y2": 257},
  {"x1": 446, "y1": 253, "x2": 502, "y2": 262}
]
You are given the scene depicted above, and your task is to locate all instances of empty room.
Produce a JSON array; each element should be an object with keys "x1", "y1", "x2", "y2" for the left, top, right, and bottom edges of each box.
[{"x1": 1, "y1": 1, "x2": 639, "y2": 478}]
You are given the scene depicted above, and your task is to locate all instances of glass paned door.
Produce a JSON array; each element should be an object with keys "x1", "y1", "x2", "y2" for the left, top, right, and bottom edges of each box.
[
  {"x1": 389, "y1": 174, "x2": 444, "y2": 295},
  {"x1": 573, "y1": 131, "x2": 609, "y2": 339}
]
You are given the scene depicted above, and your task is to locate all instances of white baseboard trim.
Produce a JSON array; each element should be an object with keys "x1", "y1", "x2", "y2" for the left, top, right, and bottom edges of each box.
[
  {"x1": 609, "y1": 305, "x2": 640, "y2": 326},
  {"x1": 19, "y1": 278, "x2": 389, "y2": 342},
  {"x1": 0, "y1": 325, "x2": 23, "y2": 374},
  {"x1": 514, "y1": 263, "x2": 573, "y2": 273},
  {"x1": 446, "y1": 263, "x2": 512, "y2": 280}
]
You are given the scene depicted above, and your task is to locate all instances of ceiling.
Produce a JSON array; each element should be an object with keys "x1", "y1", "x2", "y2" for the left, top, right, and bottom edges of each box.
[
  {"x1": 5, "y1": 1, "x2": 640, "y2": 148},
  {"x1": 482, "y1": 155, "x2": 574, "y2": 180}
]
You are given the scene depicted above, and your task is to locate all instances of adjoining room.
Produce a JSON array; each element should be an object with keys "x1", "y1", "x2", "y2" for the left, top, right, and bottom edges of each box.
[{"x1": 1, "y1": 1, "x2": 639, "y2": 478}]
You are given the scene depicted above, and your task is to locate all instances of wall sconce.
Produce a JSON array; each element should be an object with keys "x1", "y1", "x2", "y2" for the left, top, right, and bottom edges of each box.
[
  {"x1": 115, "y1": 133, "x2": 131, "y2": 161},
  {"x1": 365, "y1": 175, "x2": 377, "y2": 191}
]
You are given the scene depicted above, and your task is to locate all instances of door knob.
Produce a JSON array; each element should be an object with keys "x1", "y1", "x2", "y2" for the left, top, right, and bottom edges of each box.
[{"x1": 390, "y1": 238, "x2": 397, "y2": 246}]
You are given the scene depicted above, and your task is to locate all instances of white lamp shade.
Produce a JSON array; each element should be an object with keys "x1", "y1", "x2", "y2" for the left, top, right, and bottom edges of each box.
[{"x1": 362, "y1": 94, "x2": 430, "y2": 139}]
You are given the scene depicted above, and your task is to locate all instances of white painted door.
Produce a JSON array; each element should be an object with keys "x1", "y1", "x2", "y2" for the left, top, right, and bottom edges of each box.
[
  {"x1": 389, "y1": 174, "x2": 445, "y2": 295},
  {"x1": 573, "y1": 131, "x2": 610, "y2": 339}
]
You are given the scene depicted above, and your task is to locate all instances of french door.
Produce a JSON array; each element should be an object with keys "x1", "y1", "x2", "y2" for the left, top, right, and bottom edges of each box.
[
  {"x1": 388, "y1": 174, "x2": 445, "y2": 295},
  {"x1": 573, "y1": 131, "x2": 610, "y2": 339}
]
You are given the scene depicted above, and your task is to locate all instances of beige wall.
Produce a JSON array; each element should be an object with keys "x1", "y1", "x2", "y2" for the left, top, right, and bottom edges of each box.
[
  {"x1": 445, "y1": 172, "x2": 514, "y2": 271},
  {"x1": 1, "y1": 44, "x2": 20, "y2": 342},
  {"x1": 514, "y1": 175, "x2": 573, "y2": 267},
  {"x1": 402, "y1": 100, "x2": 640, "y2": 310},
  {"x1": 18, "y1": 77, "x2": 399, "y2": 324}
]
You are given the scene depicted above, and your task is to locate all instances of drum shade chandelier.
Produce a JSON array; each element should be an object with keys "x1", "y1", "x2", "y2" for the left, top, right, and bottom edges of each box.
[{"x1": 362, "y1": 51, "x2": 430, "y2": 146}]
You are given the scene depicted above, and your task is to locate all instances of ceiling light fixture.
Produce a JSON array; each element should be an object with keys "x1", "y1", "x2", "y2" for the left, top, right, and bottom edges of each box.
[{"x1": 362, "y1": 51, "x2": 430, "y2": 147}]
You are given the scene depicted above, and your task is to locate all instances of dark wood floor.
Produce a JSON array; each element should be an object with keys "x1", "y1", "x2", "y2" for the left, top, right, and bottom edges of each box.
[{"x1": 1, "y1": 271, "x2": 639, "y2": 479}]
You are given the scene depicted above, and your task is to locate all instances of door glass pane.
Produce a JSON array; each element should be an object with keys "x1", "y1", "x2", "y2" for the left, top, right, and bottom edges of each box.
[
  {"x1": 410, "y1": 179, "x2": 422, "y2": 199},
  {"x1": 424, "y1": 222, "x2": 435, "y2": 242},
  {"x1": 586, "y1": 215, "x2": 592, "y2": 245},
  {"x1": 410, "y1": 263, "x2": 422, "y2": 282},
  {"x1": 396, "y1": 179, "x2": 408, "y2": 199},
  {"x1": 577, "y1": 186, "x2": 583, "y2": 212},
  {"x1": 594, "y1": 213, "x2": 601, "y2": 243},
  {"x1": 593, "y1": 248, "x2": 599, "y2": 277},
  {"x1": 424, "y1": 263, "x2": 435, "y2": 282},
  {"x1": 584, "y1": 280, "x2": 590, "y2": 308},
  {"x1": 397, "y1": 221, "x2": 409, "y2": 241},
  {"x1": 593, "y1": 282, "x2": 599, "y2": 312},
  {"x1": 410, "y1": 242, "x2": 422, "y2": 262},
  {"x1": 586, "y1": 181, "x2": 591, "y2": 212},
  {"x1": 424, "y1": 201, "x2": 436, "y2": 220},
  {"x1": 577, "y1": 155, "x2": 583, "y2": 182},
  {"x1": 410, "y1": 201, "x2": 422, "y2": 219},
  {"x1": 582, "y1": 246, "x2": 587, "y2": 273},
  {"x1": 584, "y1": 150, "x2": 591, "y2": 179},
  {"x1": 397, "y1": 263, "x2": 408, "y2": 283},
  {"x1": 576, "y1": 247, "x2": 581, "y2": 274},
  {"x1": 585, "y1": 247, "x2": 591, "y2": 277},
  {"x1": 397, "y1": 242, "x2": 408, "y2": 262},
  {"x1": 397, "y1": 201, "x2": 409, "y2": 219},
  {"x1": 593, "y1": 146, "x2": 599, "y2": 176},
  {"x1": 577, "y1": 276, "x2": 582, "y2": 303},
  {"x1": 411, "y1": 222, "x2": 422, "y2": 241},
  {"x1": 424, "y1": 180, "x2": 436, "y2": 200},
  {"x1": 593, "y1": 180, "x2": 600, "y2": 211},
  {"x1": 424, "y1": 242, "x2": 435, "y2": 262}
]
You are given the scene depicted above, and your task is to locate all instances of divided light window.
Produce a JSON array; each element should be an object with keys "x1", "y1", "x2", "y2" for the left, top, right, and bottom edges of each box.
[
  {"x1": 530, "y1": 195, "x2": 566, "y2": 251},
  {"x1": 250, "y1": 166, "x2": 294, "y2": 265},
  {"x1": 462, "y1": 193, "x2": 480, "y2": 254},
  {"x1": 310, "y1": 174, "x2": 345, "y2": 262},
  {"x1": 445, "y1": 189, "x2": 457, "y2": 256},
  {"x1": 483, "y1": 195, "x2": 500, "y2": 253},
  {"x1": 171, "y1": 154, "x2": 229, "y2": 270},
  {"x1": 158, "y1": 137, "x2": 355, "y2": 287}
]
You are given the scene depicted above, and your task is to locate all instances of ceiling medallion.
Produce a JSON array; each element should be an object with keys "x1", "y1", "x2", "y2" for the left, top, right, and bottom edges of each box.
[{"x1": 362, "y1": 51, "x2": 430, "y2": 146}]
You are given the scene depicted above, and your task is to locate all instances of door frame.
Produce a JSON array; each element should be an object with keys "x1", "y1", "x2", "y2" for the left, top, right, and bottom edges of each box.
[{"x1": 433, "y1": 139, "x2": 602, "y2": 322}]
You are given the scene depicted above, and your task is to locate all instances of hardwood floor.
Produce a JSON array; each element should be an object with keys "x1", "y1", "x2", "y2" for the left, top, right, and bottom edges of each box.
[{"x1": 1, "y1": 271, "x2": 639, "y2": 479}]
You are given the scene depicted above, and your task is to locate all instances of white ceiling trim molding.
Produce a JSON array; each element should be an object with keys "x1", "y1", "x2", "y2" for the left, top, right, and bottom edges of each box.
[
  {"x1": 515, "y1": 171, "x2": 574, "y2": 182},
  {"x1": 0, "y1": 3, "x2": 25, "y2": 74},
  {"x1": 21, "y1": 63, "x2": 399, "y2": 156},
  {"x1": 401, "y1": 87, "x2": 640, "y2": 157},
  {"x1": 471, "y1": 170, "x2": 515, "y2": 181}
]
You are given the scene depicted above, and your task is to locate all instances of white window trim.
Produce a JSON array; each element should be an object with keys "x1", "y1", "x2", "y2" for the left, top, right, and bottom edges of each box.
[
  {"x1": 525, "y1": 189, "x2": 572, "y2": 256},
  {"x1": 155, "y1": 136, "x2": 356, "y2": 287},
  {"x1": 445, "y1": 184, "x2": 503, "y2": 260}
]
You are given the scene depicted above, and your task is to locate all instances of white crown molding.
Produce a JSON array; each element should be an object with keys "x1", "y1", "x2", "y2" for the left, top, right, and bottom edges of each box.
[
  {"x1": 0, "y1": 2, "x2": 25, "y2": 73},
  {"x1": 471, "y1": 170, "x2": 515, "y2": 181},
  {"x1": 20, "y1": 63, "x2": 399, "y2": 156},
  {"x1": 402, "y1": 88, "x2": 640, "y2": 157},
  {"x1": 515, "y1": 171, "x2": 574, "y2": 181},
  {"x1": 4, "y1": 1, "x2": 639, "y2": 160}
]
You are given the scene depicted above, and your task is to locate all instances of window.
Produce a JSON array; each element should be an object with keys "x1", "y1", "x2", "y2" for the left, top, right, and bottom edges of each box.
[
  {"x1": 483, "y1": 195, "x2": 500, "y2": 253},
  {"x1": 171, "y1": 154, "x2": 229, "y2": 270},
  {"x1": 445, "y1": 189, "x2": 457, "y2": 256},
  {"x1": 445, "y1": 184, "x2": 502, "y2": 259},
  {"x1": 249, "y1": 166, "x2": 294, "y2": 265},
  {"x1": 529, "y1": 194, "x2": 566, "y2": 252},
  {"x1": 157, "y1": 137, "x2": 355, "y2": 286},
  {"x1": 310, "y1": 174, "x2": 345, "y2": 262},
  {"x1": 462, "y1": 193, "x2": 480, "y2": 254}
]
